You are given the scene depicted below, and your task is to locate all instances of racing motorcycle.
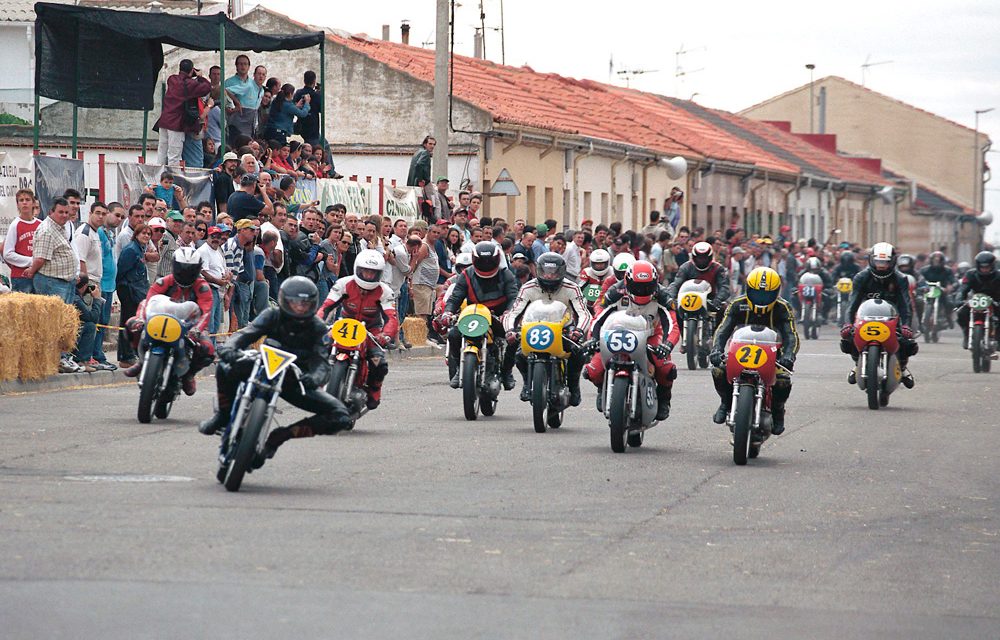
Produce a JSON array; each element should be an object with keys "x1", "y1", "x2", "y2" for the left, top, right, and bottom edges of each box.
[
  {"x1": 216, "y1": 341, "x2": 301, "y2": 492},
  {"x1": 520, "y1": 300, "x2": 574, "y2": 433},
  {"x1": 797, "y1": 273, "x2": 824, "y2": 340},
  {"x1": 852, "y1": 298, "x2": 902, "y2": 410},
  {"x1": 835, "y1": 278, "x2": 853, "y2": 326},
  {"x1": 136, "y1": 295, "x2": 201, "y2": 424},
  {"x1": 923, "y1": 281, "x2": 944, "y2": 343},
  {"x1": 326, "y1": 317, "x2": 372, "y2": 430},
  {"x1": 597, "y1": 309, "x2": 660, "y2": 453},
  {"x1": 455, "y1": 304, "x2": 501, "y2": 421},
  {"x1": 966, "y1": 293, "x2": 996, "y2": 373},
  {"x1": 675, "y1": 279, "x2": 713, "y2": 370},
  {"x1": 581, "y1": 280, "x2": 603, "y2": 313},
  {"x1": 723, "y1": 325, "x2": 783, "y2": 465}
]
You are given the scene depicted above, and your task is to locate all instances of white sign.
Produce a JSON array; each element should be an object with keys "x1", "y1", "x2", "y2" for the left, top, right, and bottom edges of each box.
[
  {"x1": 319, "y1": 178, "x2": 372, "y2": 216},
  {"x1": 382, "y1": 184, "x2": 422, "y2": 225},
  {"x1": 0, "y1": 149, "x2": 35, "y2": 238}
]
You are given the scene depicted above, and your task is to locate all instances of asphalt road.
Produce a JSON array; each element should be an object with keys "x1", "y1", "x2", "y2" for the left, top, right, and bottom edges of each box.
[{"x1": 1, "y1": 329, "x2": 998, "y2": 639}]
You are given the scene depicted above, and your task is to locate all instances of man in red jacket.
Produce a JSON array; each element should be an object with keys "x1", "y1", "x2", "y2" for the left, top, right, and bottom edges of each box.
[{"x1": 155, "y1": 59, "x2": 211, "y2": 168}]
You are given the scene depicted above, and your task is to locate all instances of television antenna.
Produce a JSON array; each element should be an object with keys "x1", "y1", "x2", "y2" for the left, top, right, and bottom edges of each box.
[
  {"x1": 861, "y1": 54, "x2": 893, "y2": 86},
  {"x1": 617, "y1": 68, "x2": 659, "y2": 88}
]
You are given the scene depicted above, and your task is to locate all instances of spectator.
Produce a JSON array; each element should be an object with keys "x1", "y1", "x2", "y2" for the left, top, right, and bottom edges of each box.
[
  {"x1": 227, "y1": 172, "x2": 273, "y2": 223},
  {"x1": 467, "y1": 192, "x2": 483, "y2": 219},
  {"x1": 145, "y1": 217, "x2": 169, "y2": 285},
  {"x1": 263, "y1": 83, "x2": 310, "y2": 146},
  {"x1": 385, "y1": 218, "x2": 412, "y2": 348},
  {"x1": 177, "y1": 221, "x2": 198, "y2": 248},
  {"x1": 317, "y1": 224, "x2": 344, "y2": 298},
  {"x1": 212, "y1": 152, "x2": 239, "y2": 214},
  {"x1": 72, "y1": 200, "x2": 106, "y2": 297},
  {"x1": 258, "y1": 205, "x2": 285, "y2": 299},
  {"x1": 531, "y1": 223, "x2": 548, "y2": 259},
  {"x1": 154, "y1": 59, "x2": 211, "y2": 167},
  {"x1": 116, "y1": 223, "x2": 152, "y2": 367},
  {"x1": 432, "y1": 220, "x2": 453, "y2": 283},
  {"x1": 95, "y1": 202, "x2": 123, "y2": 370},
  {"x1": 223, "y1": 218, "x2": 259, "y2": 328},
  {"x1": 292, "y1": 70, "x2": 323, "y2": 147},
  {"x1": 411, "y1": 225, "x2": 443, "y2": 345},
  {"x1": 157, "y1": 210, "x2": 185, "y2": 278},
  {"x1": 70, "y1": 276, "x2": 102, "y2": 372},
  {"x1": 3, "y1": 188, "x2": 41, "y2": 293},
  {"x1": 22, "y1": 197, "x2": 76, "y2": 303},
  {"x1": 407, "y1": 135, "x2": 435, "y2": 188},
  {"x1": 224, "y1": 55, "x2": 263, "y2": 138},
  {"x1": 432, "y1": 176, "x2": 452, "y2": 222},
  {"x1": 664, "y1": 187, "x2": 683, "y2": 231},
  {"x1": 563, "y1": 229, "x2": 584, "y2": 278},
  {"x1": 196, "y1": 225, "x2": 230, "y2": 343}
]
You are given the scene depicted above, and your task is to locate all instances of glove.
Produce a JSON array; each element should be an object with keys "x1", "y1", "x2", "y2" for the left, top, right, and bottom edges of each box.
[
  {"x1": 375, "y1": 333, "x2": 391, "y2": 347},
  {"x1": 648, "y1": 343, "x2": 670, "y2": 359},
  {"x1": 438, "y1": 312, "x2": 454, "y2": 327},
  {"x1": 565, "y1": 326, "x2": 585, "y2": 343},
  {"x1": 188, "y1": 329, "x2": 202, "y2": 342},
  {"x1": 840, "y1": 324, "x2": 853, "y2": 339},
  {"x1": 900, "y1": 325, "x2": 914, "y2": 340},
  {"x1": 706, "y1": 300, "x2": 719, "y2": 313},
  {"x1": 581, "y1": 338, "x2": 598, "y2": 355},
  {"x1": 777, "y1": 357, "x2": 795, "y2": 372},
  {"x1": 505, "y1": 330, "x2": 519, "y2": 346},
  {"x1": 301, "y1": 372, "x2": 320, "y2": 390},
  {"x1": 667, "y1": 298, "x2": 678, "y2": 311},
  {"x1": 709, "y1": 351, "x2": 723, "y2": 367},
  {"x1": 217, "y1": 346, "x2": 239, "y2": 364}
]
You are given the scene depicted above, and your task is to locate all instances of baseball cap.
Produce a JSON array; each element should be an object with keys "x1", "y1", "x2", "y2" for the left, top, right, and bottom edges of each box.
[
  {"x1": 240, "y1": 173, "x2": 258, "y2": 186},
  {"x1": 435, "y1": 219, "x2": 450, "y2": 226},
  {"x1": 535, "y1": 223, "x2": 548, "y2": 235},
  {"x1": 436, "y1": 176, "x2": 449, "y2": 183},
  {"x1": 581, "y1": 218, "x2": 593, "y2": 226},
  {"x1": 222, "y1": 151, "x2": 239, "y2": 163},
  {"x1": 166, "y1": 210, "x2": 184, "y2": 221},
  {"x1": 235, "y1": 218, "x2": 259, "y2": 230},
  {"x1": 147, "y1": 217, "x2": 167, "y2": 229},
  {"x1": 511, "y1": 249, "x2": 529, "y2": 261},
  {"x1": 207, "y1": 225, "x2": 223, "y2": 236}
]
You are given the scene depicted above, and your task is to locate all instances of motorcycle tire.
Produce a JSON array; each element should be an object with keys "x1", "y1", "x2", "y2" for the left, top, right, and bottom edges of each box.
[
  {"x1": 972, "y1": 326, "x2": 984, "y2": 373},
  {"x1": 224, "y1": 396, "x2": 268, "y2": 492},
  {"x1": 137, "y1": 353, "x2": 165, "y2": 424},
  {"x1": 748, "y1": 443, "x2": 761, "y2": 459},
  {"x1": 153, "y1": 384, "x2": 174, "y2": 420},
  {"x1": 532, "y1": 363, "x2": 547, "y2": 433},
  {"x1": 732, "y1": 385, "x2": 754, "y2": 466},
  {"x1": 327, "y1": 360, "x2": 348, "y2": 399},
  {"x1": 462, "y1": 352, "x2": 480, "y2": 421},
  {"x1": 685, "y1": 319, "x2": 697, "y2": 370},
  {"x1": 608, "y1": 376, "x2": 630, "y2": 453},
  {"x1": 866, "y1": 345, "x2": 881, "y2": 410},
  {"x1": 627, "y1": 431, "x2": 643, "y2": 448}
]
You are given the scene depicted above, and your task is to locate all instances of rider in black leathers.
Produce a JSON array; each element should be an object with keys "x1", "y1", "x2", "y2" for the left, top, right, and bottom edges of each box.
[
  {"x1": 957, "y1": 251, "x2": 1000, "y2": 346},
  {"x1": 198, "y1": 277, "x2": 351, "y2": 463},
  {"x1": 918, "y1": 251, "x2": 956, "y2": 328},
  {"x1": 831, "y1": 251, "x2": 861, "y2": 282},
  {"x1": 840, "y1": 243, "x2": 917, "y2": 388}
]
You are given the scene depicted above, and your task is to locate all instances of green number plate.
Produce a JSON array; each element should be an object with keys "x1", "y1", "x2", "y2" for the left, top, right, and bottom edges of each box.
[
  {"x1": 583, "y1": 284, "x2": 602, "y2": 303},
  {"x1": 458, "y1": 314, "x2": 490, "y2": 338}
]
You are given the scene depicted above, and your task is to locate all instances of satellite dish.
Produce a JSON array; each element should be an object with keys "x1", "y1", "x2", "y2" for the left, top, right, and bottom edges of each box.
[
  {"x1": 661, "y1": 156, "x2": 688, "y2": 180},
  {"x1": 977, "y1": 211, "x2": 993, "y2": 226},
  {"x1": 877, "y1": 185, "x2": 894, "y2": 204}
]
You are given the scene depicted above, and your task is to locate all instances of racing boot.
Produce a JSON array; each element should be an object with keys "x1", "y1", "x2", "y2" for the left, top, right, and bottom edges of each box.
[
  {"x1": 712, "y1": 403, "x2": 729, "y2": 425},
  {"x1": 900, "y1": 368, "x2": 915, "y2": 389},
  {"x1": 567, "y1": 356, "x2": 583, "y2": 407},
  {"x1": 365, "y1": 382, "x2": 382, "y2": 411},
  {"x1": 181, "y1": 374, "x2": 197, "y2": 396},
  {"x1": 655, "y1": 386, "x2": 671, "y2": 421},
  {"x1": 519, "y1": 369, "x2": 530, "y2": 402},
  {"x1": 771, "y1": 403, "x2": 786, "y2": 435},
  {"x1": 199, "y1": 393, "x2": 230, "y2": 435},
  {"x1": 122, "y1": 361, "x2": 142, "y2": 378},
  {"x1": 448, "y1": 354, "x2": 461, "y2": 389},
  {"x1": 847, "y1": 369, "x2": 856, "y2": 385},
  {"x1": 252, "y1": 421, "x2": 315, "y2": 469}
]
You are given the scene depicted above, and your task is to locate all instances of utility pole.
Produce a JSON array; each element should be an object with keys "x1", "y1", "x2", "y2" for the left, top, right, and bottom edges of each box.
[
  {"x1": 433, "y1": 0, "x2": 450, "y2": 180},
  {"x1": 974, "y1": 108, "x2": 994, "y2": 211},
  {"x1": 805, "y1": 64, "x2": 815, "y2": 134}
]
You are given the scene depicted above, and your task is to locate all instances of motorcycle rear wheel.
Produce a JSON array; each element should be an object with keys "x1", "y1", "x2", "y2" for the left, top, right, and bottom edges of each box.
[
  {"x1": 866, "y1": 345, "x2": 881, "y2": 410},
  {"x1": 685, "y1": 319, "x2": 697, "y2": 370},
  {"x1": 972, "y1": 326, "x2": 984, "y2": 373},
  {"x1": 462, "y1": 352, "x2": 480, "y2": 421},
  {"x1": 732, "y1": 385, "x2": 754, "y2": 466},
  {"x1": 531, "y1": 363, "x2": 547, "y2": 433},
  {"x1": 608, "y1": 376, "x2": 630, "y2": 453},
  {"x1": 137, "y1": 353, "x2": 165, "y2": 424},
  {"x1": 224, "y1": 396, "x2": 268, "y2": 492}
]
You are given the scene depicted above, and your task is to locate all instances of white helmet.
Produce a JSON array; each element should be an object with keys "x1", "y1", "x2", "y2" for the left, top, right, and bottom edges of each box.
[
  {"x1": 589, "y1": 248, "x2": 611, "y2": 278},
  {"x1": 454, "y1": 252, "x2": 473, "y2": 273},
  {"x1": 172, "y1": 245, "x2": 202, "y2": 287},
  {"x1": 612, "y1": 252, "x2": 636, "y2": 281},
  {"x1": 353, "y1": 248, "x2": 386, "y2": 290}
]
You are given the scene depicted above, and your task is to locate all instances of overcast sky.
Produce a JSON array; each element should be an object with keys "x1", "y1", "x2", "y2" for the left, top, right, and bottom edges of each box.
[{"x1": 249, "y1": 0, "x2": 1000, "y2": 243}]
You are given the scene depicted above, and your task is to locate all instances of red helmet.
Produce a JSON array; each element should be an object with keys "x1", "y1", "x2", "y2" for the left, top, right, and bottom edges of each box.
[
  {"x1": 691, "y1": 241, "x2": 713, "y2": 272},
  {"x1": 625, "y1": 260, "x2": 658, "y2": 305}
]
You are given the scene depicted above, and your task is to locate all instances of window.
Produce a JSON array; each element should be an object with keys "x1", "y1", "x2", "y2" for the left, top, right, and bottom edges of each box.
[
  {"x1": 584, "y1": 191, "x2": 593, "y2": 218},
  {"x1": 544, "y1": 187, "x2": 554, "y2": 224},
  {"x1": 526, "y1": 186, "x2": 536, "y2": 223},
  {"x1": 563, "y1": 189, "x2": 570, "y2": 225},
  {"x1": 600, "y1": 193, "x2": 609, "y2": 220},
  {"x1": 706, "y1": 204, "x2": 713, "y2": 230}
]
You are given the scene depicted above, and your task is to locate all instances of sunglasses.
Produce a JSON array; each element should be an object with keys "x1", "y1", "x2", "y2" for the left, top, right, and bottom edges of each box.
[{"x1": 154, "y1": 207, "x2": 167, "y2": 212}]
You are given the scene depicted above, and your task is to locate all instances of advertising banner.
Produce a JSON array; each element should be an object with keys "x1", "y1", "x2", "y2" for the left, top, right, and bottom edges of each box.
[
  {"x1": 116, "y1": 162, "x2": 213, "y2": 211},
  {"x1": 34, "y1": 155, "x2": 84, "y2": 222},
  {"x1": 318, "y1": 178, "x2": 372, "y2": 217},
  {"x1": 382, "y1": 184, "x2": 422, "y2": 226},
  {"x1": 0, "y1": 149, "x2": 34, "y2": 238}
]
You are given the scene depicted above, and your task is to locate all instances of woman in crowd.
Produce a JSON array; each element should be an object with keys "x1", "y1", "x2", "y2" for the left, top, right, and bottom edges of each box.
[
  {"x1": 115, "y1": 224, "x2": 152, "y2": 367},
  {"x1": 264, "y1": 83, "x2": 310, "y2": 147}
]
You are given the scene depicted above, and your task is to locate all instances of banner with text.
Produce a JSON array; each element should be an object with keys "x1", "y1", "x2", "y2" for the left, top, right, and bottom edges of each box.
[
  {"x1": 318, "y1": 179, "x2": 372, "y2": 217},
  {"x1": 34, "y1": 155, "x2": 84, "y2": 222},
  {"x1": 381, "y1": 184, "x2": 422, "y2": 226},
  {"x1": 116, "y1": 163, "x2": 213, "y2": 212},
  {"x1": 0, "y1": 149, "x2": 34, "y2": 239}
]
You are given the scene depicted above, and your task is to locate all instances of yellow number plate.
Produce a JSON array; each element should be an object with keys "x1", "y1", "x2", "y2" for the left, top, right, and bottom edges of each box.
[
  {"x1": 330, "y1": 318, "x2": 367, "y2": 347},
  {"x1": 860, "y1": 321, "x2": 890, "y2": 342},
  {"x1": 680, "y1": 293, "x2": 703, "y2": 312},
  {"x1": 836, "y1": 279, "x2": 853, "y2": 293},
  {"x1": 735, "y1": 344, "x2": 768, "y2": 369},
  {"x1": 145, "y1": 314, "x2": 182, "y2": 343}
]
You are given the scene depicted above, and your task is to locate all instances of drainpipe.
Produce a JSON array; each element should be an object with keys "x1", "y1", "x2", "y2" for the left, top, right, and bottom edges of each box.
[
  {"x1": 833, "y1": 185, "x2": 848, "y2": 243},
  {"x1": 610, "y1": 151, "x2": 629, "y2": 228},
  {"x1": 781, "y1": 176, "x2": 801, "y2": 237},
  {"x1": 572, "y1": 141, "x2": 594, "y2": 228},
  {"x1": 641, "y1": 159, "x2": 653, "y2": 221}
]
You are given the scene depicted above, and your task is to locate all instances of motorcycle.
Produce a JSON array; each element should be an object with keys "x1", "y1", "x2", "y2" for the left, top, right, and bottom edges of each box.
[
  {"x1": 676, "y1": 279, "x2": 713, "y2": 370},
  {"x1": 923, "y1": 281, "x2": 944, "y2": 343},
  {"x1": 797, "y1": 273, "x2": 824, "y2": 340},
  {"x1": 597, "y1": 309, "x2": 661, "y2": 453},
  {"x1": 136, "y1": 295, "x2": 201, "y2": 424},
  {"x1": 835, "y1": 278, "x2": 853, "y2": 326},
  {"x1": 520, "y1": 300, "x2": 574, "y2": 433},
  {"x1": 966, "y1": 293, "x2": 996, "y2": 373},
  {"x1": 852, "y1": 298, "x2": 902, "y2": 410},
  {"x1": 455, "y1": 303, "x2": 501, "y2": 421},
  {"x1": 326, "y1": 317, "x2": 372, "y2": 430},
  {"x1": 724, "y1": 325, "x2": 783, "y2": 465},
  {"x1": 216, "y1": 341, "x2": 301, "y2": 492},
  {"x1": 581, "y1": 281, "x2": 603, "y2": 312}
]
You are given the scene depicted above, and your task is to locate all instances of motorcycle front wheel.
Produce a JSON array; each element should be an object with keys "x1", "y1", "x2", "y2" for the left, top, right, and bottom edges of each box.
[
  {"x1": 972, "y1": 326, "x2": 984, "y2": 373},
  {"x1": 531, "y1": 363, "x2": 547, "y2": 433},
  {"x1": 608, "y1": 376, "x2": 630, "y2": 453},
  {"x1": 137, "y1": 352, "x2": 165, "y2": 424},
  {"x1": 462, "y1": 352, "x2": 480, "y2": 421},
  {"x1": 685, "y1": 319, "x2": 698, "y2": 370},
  {"x1": 732, "y1": 384, "x2": 754, "y2": 465},
  {"x1": 866, "y1": 345, "x2": 881, "y2": 410},
  {"x1": 224, "y1": 396, "x2": 268, "y2": 492}
]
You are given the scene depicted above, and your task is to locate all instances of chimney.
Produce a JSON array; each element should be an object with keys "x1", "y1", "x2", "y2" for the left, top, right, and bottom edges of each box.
[
  {"x1": 382, "y1": 24, "x2": 391, "y2": 41},
  {"x1": 401, "y1": 20, "x2": 410, "y2": 45},
  {"x1": 473, "y1": 28, "x2": 484, "y2": 59}
]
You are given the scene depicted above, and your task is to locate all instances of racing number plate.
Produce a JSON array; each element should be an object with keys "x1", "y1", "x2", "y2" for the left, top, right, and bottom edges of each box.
[
  {"x1": 582, "y1": 284, "x2": 602, "y2": 303},
  {"x1": 524, "y1": 325, "x2": 555, "y2": 351},
  {"x1": 859, "y1": 321, "x2": 890, "y2": 342},
  {"x1": 680, "y1": 293, "x2": 703, "y2": 312},
  {"x1": 836, "y1": 279, "x2": 853, "y2": 293},
  {"x1": 605, "y1": 330, "x2": 638, "y2": 354},
  {"x1": 458, "y1": 314, "x2": 490, "y2": 338},
  {"x1": 330, "y1": 318, "x2": 368, "y2": 347},
  {"x1": 146, "y1": 314, "x2": 182, "y2": 342},
  {"x1": 735, "y1": 344, "x2": 768, "y2": 369}
]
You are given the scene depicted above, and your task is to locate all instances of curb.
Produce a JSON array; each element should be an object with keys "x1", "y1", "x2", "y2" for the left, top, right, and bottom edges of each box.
[{"x1": 0, "y1": 346, "x2": 443, "y2": 395}]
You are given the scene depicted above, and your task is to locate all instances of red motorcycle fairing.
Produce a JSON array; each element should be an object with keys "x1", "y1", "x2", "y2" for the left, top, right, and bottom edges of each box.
[
  {"x1": 797, "y1": 283, "x2": 824, "y2": 304},
  {"x1": 852, "y1": 314, "x2": 900, "y2": 354},
  {"x1": 725, "y1": 337, "x2": 780, "y2": 388}
]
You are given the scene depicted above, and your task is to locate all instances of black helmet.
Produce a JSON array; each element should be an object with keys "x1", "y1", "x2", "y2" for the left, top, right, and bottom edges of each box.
[
  {"x1": 172, "y1": 246, "x2": 202, "y2": 287},
  {"x1": 277, "y1": 276, "x2": 319, "y2": 320},
  {"x1": 472, "y1": 241, "x2": 501, "y2": 278},
  {"x1": 974, "y1": 250, "x2": 997, "y2": 279},
  {"x1": 839, "y1": 251, "x2": 855, "y2": 268},
  {"x1": 897, "y1": 253, "x2": 915, "y2": 273},
  {"x1": 536, "y1": 252, "x2": 567, "y2": 293},
  {"x1": 929, "y1": 250, "x2": 946, "y2": 267}
]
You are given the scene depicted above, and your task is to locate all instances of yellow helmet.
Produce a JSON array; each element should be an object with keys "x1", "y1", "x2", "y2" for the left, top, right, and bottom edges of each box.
[{"x1": 745, "y1": 267, "x2": 781, "y2": 313}]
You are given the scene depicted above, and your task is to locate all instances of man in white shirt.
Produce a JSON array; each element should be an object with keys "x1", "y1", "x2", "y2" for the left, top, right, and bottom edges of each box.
[
  {"x1": 196, "y1": 225, "x2": 230, "y2": 343},
  {"x1": 72, "y1": 202, "x2": 108, "y2": 292},
  {"x1": 561, "y1": 229, "x2": 583, "y2": 279}
]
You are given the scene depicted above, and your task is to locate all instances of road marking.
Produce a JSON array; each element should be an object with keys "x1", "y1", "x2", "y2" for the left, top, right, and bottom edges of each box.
[{"x1": 63, "y1": 475, "x2": 194, "y2": 483}]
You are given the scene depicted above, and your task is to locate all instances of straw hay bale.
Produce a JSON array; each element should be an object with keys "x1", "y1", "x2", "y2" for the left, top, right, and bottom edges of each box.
[
  {"x1": 402, "y1": 316, "x2": 427, "y2": 344},
  {"x1": 0, "y1": 292, "x2": 80, "y2": 381}
]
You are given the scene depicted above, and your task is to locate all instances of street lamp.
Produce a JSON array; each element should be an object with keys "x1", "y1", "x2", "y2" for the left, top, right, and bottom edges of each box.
[
  {"x1": 806, "y1": 64, "x2": 816, "y2": 134},
  {"x1": 974, "y1": 107, "x2": 993, "y2": 212}
]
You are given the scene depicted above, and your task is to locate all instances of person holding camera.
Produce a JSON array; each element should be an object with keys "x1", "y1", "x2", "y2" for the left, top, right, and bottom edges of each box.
[
  {"x1": 154, "y1": 59, "x2": 211, "y2": 168},
  {"x1": 263, "y1": 83, "x2": 310, "y2": 147},
  {"x1": 293, "y1": 71, "x2": 323, "y2": 147}
]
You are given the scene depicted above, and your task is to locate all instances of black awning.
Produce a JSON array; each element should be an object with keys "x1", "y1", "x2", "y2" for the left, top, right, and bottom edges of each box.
[{"x1": 34, "y1": 2, "x2": 324, "y2": 111}]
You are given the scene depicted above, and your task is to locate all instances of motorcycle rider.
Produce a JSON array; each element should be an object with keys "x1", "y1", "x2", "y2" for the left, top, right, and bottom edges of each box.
[
  {"x1": 431, "y1": 252, "x2": 473, "y2": 336},
  {"x1": 831, "y1": 250, "x2": 860, "y2": 282},
  {"x1": 798, "y1": 256, "x2": 834, "y2": 321},
  {"x1": 666, "y1": 241, "x2": 730, "y2": 321},
  {"x1": 598, "y1": 252, "x2": 635, "y2": 308},
  {"x1": 316, "y1": 249, "x2": 398, "y2": 410},
  {"x1": 198, "y1": 277, "x2": 352, "y2": 467},
  {"x1": 439, "y1": 241, "x2": 519, "y2": 390},
  {"x1": 585, "y1": 260, "x2": 679, "y2": 421},
  {"x1": 919, "y1": 250, "x2": 956, "y2": 328},
  {"x1": 579, "y1": 248, "x2": 611, "y2": 312},
  {"x1": 709, "y1": 266, "x2": 798, "y2": 435},
  {"x1": 957, "y1": 251, "x2": 1000, "y2": 347},
  {"x1": 503, "y1": 252, "x2": 591, "y2": 406},
  {"x1": 896, "y1": 253, "x2": 922, "y2": 329},
  {"x1": 840, "y1": 242, "x2": 917, "y2": 388},
  {"x1": 122, "y1": 246, "x2": 215, "y2": 396}
]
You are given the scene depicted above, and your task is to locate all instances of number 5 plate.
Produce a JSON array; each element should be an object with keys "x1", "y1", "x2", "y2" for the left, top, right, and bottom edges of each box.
[{"x1": 331, "y1": 318, "x2": 367, "y2": 347}]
